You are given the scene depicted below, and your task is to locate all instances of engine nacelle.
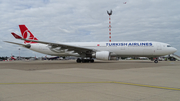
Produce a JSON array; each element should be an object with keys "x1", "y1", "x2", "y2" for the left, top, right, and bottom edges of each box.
[{"x1": 92, "y1": 51, "x2": 111, "y2": 60}]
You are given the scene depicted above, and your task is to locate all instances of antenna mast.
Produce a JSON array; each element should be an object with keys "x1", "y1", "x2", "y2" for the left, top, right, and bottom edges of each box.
[{"x1": 107, "y1": 10, "x2": 112, "y2": 42}]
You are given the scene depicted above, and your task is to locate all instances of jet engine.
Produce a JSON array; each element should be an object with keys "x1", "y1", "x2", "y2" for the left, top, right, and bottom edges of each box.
[
  {"x1": 24, "y1": 44, "x2": 31, "y2": 48},
  {"x1": 92, "y1": 51, "x2": 111, "y2": 60}
]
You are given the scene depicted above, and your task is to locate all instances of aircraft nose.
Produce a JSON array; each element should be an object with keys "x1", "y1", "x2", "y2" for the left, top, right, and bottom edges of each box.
[{"x1": 172, "y1": 47, "x2": 177, "y2": 53}]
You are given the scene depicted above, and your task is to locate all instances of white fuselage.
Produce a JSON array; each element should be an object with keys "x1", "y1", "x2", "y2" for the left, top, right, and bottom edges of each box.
[{"x1": 27, "y1": 41, "x2": 177, "y2": 57}]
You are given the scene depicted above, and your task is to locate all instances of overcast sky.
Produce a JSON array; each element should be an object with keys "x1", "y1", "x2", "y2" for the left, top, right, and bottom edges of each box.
[{"x1": 0, "y1": 0, "x2": 180, "y2": 57}]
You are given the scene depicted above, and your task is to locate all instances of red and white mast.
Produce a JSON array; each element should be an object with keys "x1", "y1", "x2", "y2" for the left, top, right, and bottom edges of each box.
[{"x1": 107, "y1": 10, "x2": 112, "y2": 42}]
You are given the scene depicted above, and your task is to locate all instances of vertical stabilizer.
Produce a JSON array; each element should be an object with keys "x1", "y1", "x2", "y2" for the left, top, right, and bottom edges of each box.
[{"x1": 19, "y1": 25, "x2": 38, "y2": 44}]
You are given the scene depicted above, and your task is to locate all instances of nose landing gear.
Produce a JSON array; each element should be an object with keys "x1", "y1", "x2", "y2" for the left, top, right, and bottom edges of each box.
[
  {"x1": 154, "y1": 59, "x2": 158, "y2": 63},
  {"x1": 154, "y1": 57, "x2": 158, "y2": 63}
]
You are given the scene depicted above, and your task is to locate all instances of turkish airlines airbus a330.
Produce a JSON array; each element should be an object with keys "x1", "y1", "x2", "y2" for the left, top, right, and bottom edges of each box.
[{"x1": 5, "y1": 25, "x2": 177, "y2": 63}]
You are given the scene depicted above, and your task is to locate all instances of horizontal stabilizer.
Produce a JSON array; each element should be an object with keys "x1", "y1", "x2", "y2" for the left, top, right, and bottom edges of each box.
[{"x1": 11, "y1": 32, "x2": 22, "y2": 39}]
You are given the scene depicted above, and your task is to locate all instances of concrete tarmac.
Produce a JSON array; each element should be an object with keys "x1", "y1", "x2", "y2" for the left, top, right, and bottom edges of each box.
[{"x1": 0, "y1": 60, "x2": 180, "y2": 101}]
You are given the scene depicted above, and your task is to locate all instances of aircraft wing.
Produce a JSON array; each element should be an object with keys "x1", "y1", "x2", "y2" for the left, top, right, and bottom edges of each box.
[{"x1": 21, "y1": 38, "x2": 97, "y2": 53}]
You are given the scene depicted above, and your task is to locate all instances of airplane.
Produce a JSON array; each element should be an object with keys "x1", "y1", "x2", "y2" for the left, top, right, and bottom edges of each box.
[
  {"x1": 5, "y1": 25, "x2": 177, "y2": 63},
  {"x1": 5, "y1": 55, "x2": 18, "y2": 61},
  {"x1": 10, "y1": 56, "x2": 17, "y2": 60},
  {"x1": 45, "y1": 56, "x2": 60, "y2": 60}
]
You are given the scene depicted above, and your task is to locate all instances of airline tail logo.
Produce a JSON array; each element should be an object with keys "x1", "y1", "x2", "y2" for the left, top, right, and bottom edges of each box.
[{"x1": 19, "y1": 25, "x2": 38, "y2": 44}]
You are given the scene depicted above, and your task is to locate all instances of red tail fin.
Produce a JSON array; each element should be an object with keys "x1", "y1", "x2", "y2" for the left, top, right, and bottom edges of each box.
[
  {"x1": 19, "y1": 25, "x2": 38, "y2": 44},
  {"x1": 11, "y1": 56, "x2": 16, "y2": 60}
]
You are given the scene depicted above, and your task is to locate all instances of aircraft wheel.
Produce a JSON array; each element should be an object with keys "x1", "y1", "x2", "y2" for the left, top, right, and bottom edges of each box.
[
  {"x1": 76, "y1": 58, "x2": 81, "y2": 63},
  {"x1": 90, "y1": 59, "x2": 94, "y2": 63},
  {"x1": 82, "y1": 59, "x2": 86, "y2": 63},
  {"x1": 85, "y1": 59, "x2": 90, "y2": 63},
  {"x1": 154, "y1": 60, "x2": 158, "y2": 63}
]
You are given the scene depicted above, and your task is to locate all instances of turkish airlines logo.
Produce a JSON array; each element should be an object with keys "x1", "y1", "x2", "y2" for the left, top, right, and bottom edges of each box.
[
  {"x1": 22, "y1": 30, "x2": 32, "y2": 39},
  {"x1": 22, "y1": 30, "x2": 38, "y2": 44}
]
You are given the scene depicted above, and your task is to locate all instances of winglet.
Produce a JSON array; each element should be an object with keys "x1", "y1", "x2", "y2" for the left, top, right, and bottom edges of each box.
[{"x1": 11, "y1": 32, "x2": 22, "y2": 39}]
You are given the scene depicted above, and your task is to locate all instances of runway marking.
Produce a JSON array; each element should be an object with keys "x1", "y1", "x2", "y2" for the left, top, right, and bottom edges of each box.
[
  {"x1": 0, "y1": 81, "x2": 111, "y2": 85},
  {"x1": 0, "y1": 81, "x2": 180, "y2": 91},
  {"x1": 113, "y1": 82, "x2": 180, "y2": 91}
]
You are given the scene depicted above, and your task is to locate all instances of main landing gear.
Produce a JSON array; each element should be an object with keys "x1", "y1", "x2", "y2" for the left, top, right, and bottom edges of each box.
[{"x1": 76, "y1": 58, "x2": 94, "y2": 63}]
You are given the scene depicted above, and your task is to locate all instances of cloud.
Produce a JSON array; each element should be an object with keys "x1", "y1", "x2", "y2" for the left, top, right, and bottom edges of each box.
[{"x1": 0, "y1": 0, "x2": 180, "y2": 56}]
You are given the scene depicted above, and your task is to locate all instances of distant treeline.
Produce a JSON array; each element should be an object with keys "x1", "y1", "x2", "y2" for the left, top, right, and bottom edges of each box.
[{"x1": 0, "y1": 57, "x2": 8, "y2": 60}]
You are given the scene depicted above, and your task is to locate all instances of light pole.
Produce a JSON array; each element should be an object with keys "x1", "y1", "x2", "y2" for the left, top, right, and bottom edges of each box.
[{"x1": 19, "y1": 48, "x2": 20, "y2": 60}]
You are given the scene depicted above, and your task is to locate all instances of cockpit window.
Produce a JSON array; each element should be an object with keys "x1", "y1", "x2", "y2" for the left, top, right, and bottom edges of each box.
[{"x1": 167, "y1": 45, "x2": 171, "y2": 47}]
